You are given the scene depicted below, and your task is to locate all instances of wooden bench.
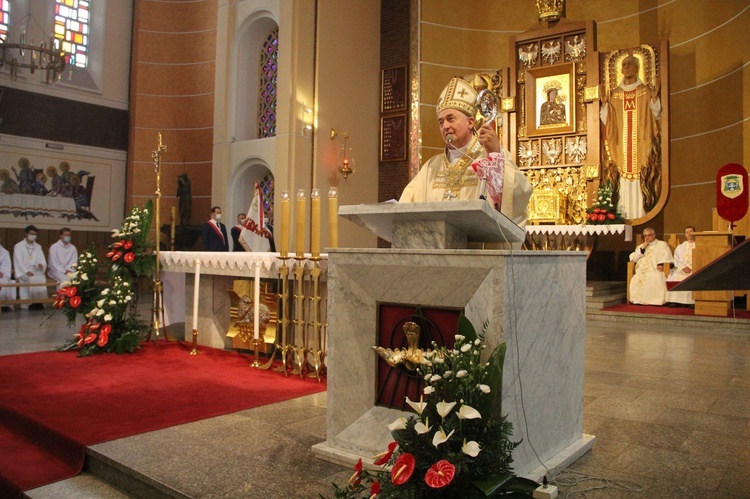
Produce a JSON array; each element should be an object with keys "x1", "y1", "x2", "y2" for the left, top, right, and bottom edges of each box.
[{"x1": 0, "y1": 281, "x2": 59, "y2": 314}]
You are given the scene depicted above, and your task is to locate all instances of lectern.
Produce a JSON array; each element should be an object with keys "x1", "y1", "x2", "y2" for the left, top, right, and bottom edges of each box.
[
  {"x1": 692, "y1": 232, "x2": 733, "y2": 316},
  {"x1": 312, "y1": 201, "x2": 593, "y2": 480}
]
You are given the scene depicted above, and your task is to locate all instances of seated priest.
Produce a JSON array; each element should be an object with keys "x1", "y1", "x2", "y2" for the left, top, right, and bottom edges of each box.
[
  {"x1": 399, "y1": 77, "x2": 532, "y2": 229},
  {"x1": 665, "y1": 225, "x2": 696, "y2": 306},
  {"x1": 629, "y1": 227, "x2": 673, "y2": 305}
]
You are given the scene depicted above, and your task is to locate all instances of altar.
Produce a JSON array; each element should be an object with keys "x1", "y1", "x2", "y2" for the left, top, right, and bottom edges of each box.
[{"x1": 312, "y1": 202, "x2": 594, "y2": 480}]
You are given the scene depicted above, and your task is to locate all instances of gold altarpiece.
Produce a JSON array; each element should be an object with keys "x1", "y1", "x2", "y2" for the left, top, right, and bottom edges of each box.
[{"x1": 504, "y1": 17, "x2": 669, "y2": 226}]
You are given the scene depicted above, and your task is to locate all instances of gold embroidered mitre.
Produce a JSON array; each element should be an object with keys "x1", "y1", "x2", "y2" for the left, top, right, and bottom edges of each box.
[{"x1": 436, "y1": 77, "x2": 477, "y2": 117}]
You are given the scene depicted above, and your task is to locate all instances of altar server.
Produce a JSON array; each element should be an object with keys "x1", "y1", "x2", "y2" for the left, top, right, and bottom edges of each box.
[
  {"x1": 13, "y1": 225, "x2": 48, "y2": 310},
  {"x1": 0, "y1": 236, "x2": 15, "y2": 310},
  {"x1": 399, "y1": 76, "x2": 532, "y2": 228},
  {"x1": 629, "y1": 227, "x2": 673, "y2": 305},
  {"x1": 666, "y1": 226, "x2": 696, "y2": 306},
  {"x1": 48, "y1": 227, "x2": 78, "y2": 288}
]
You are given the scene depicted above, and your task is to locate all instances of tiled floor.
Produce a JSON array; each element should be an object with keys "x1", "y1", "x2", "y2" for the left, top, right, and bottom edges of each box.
[{"x1": 2, "y1": 308, "x2": 749, "y2": 498}]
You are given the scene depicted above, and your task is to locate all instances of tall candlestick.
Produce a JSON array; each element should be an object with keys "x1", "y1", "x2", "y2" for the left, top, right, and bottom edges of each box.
[
  {"x1": 280, "y1": 190, "x2": 290, "y2": 257},
  {"x1": 296, "y1": 189, "x2": 306, "y2": 257},
  {"x1": 192, "y1": 258, "x2": 201, "y2": 329},
  {"x1": 328, "y1": 187, "x2": 338, "y2": 249},
  {"x1": 310, "y1": 188, "x2": 321, "y2": 257},
  {"x1": 253, "y1": 264, "x2": 261, "y2": 340}
]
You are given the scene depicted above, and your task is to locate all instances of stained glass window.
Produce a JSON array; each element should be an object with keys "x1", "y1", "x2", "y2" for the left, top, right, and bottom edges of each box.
[
  {"x1": 257, "y1": 27, "x2": 278, "y2": 139},
  {"x1": 0, "y1": 1, "x2": 10, "y2": 42},
  {"x1": 54, "y1": 0, "x2": 90, "y2": 69},
  {"x1": 259, "y1": 173, "x2": 275, "y2": 225}
]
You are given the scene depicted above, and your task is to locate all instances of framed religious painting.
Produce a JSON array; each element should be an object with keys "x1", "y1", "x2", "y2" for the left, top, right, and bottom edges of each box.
[
  {"x1": 381, "y1": 65, "x2": 407, "y2": 113},
  {"x1": 525, "y1": 62, "x2": 576, "y2": 137},
  {"x1": 380, "y1": 115, "x2": 407, "y2": 162}
]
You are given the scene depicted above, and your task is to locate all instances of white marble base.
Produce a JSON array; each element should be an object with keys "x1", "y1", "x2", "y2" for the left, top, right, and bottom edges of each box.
[{"x1": 316, "y1": 248, "x2": 591, "y2": 478}]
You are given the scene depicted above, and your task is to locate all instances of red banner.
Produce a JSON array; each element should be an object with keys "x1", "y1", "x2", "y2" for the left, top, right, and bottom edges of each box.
[{"x1": 716, "y1": 163, "x2": 748, "y2": 223}]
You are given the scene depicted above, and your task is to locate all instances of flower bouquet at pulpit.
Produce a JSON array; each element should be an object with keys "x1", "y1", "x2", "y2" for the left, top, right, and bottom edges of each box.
[
  {"x1": 585, "y1": 182, "x2": 625, "y2": 225},
  {"x1": 53, "y1": 201, "x2": 155, "y2": 356},
  {"x1": 328, "y1": 317, "x2": 539, "y2": 498}
]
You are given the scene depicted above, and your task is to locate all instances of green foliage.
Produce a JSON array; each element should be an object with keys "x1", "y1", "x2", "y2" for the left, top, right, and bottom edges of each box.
[{"x1": 53, "y1": 201, "x2": 154, "y2": 356}]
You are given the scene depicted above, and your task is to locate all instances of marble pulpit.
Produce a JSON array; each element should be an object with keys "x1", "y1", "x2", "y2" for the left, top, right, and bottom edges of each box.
[{"x1": 312, "y1": 202, "x2": 594, "y2": 480}]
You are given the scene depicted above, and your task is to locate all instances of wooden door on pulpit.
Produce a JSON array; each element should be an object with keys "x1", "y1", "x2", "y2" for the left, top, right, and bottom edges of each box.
[{"x1": 692, "y1": 232, "x2": 733, "y2": 316}]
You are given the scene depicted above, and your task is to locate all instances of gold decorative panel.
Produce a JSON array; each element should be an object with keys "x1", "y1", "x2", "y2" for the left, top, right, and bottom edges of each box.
[{"x1": 524, "y1": 166, "x2": 588, "y2": 224}]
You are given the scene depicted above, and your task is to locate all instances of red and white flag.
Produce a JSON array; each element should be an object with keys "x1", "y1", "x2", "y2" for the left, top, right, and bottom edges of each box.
[{"x1": 240, "y1": 183, "x2": 272, "y2": 252}]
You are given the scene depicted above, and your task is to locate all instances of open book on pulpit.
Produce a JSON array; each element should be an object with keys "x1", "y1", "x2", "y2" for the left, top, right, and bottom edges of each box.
[{"x1": 338, "y1": 200, "x2": 525, "y2": 249}]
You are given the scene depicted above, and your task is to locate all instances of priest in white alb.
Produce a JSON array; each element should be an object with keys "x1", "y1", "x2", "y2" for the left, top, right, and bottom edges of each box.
[
  {"x1": 0, "y1": 235, "x2": 15, "y2": 308},
  {"x1": 399, "y1": 76, "x2": 532, "y2": 229},
  {"x1": 13, "y1": 225, "x2": 49, "y2": 309},
  {"x1": 629, "y1": 227, "x2": 673, "y2": 305},
  {"x1": 665, "y1": 225, "x2": 696, "y2": 306},
  {"x1": 48, "y1": 227, "x2": 78, "y2": 288}
]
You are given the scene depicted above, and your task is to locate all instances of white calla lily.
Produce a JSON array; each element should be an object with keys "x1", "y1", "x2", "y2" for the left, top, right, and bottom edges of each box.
[
  {"x1": 432, "y1": 427, "x2": 455, "y2": 448},
  {"x1": 405, "y1": 396, "x2": 427, "y2": 415},
  {"x1": 462, "y1": 439, "x2": 481, "y2": 457},
  {"x1": 414, "y1": 418, "x2": 432, "y2": 435},
  {"x1": 457, "y1": 404, "x2": 482, "y2": 420},
  {"x1": 436, "y1": 401, "x2": 456, "y2": 418},
  {"x1": 104, "y1": 313, "x2": 113, "y2": 322},
  {"x1": 97, "y1": 299, "x2": 106, "y2": 308},
  {"x1": 387, "y1": 417, "x2": 407, "y2": 431}
]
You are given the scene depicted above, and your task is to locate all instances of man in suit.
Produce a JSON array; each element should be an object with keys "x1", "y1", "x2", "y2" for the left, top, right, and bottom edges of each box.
[
  {"x1": 201, "y1": 206, "x2": 229, "y2": 251},
  {"x1": 230, "y1": 212, "x2": 247, "y2": 252}
]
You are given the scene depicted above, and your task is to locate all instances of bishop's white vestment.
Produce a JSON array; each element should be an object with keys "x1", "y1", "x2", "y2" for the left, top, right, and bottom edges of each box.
[
  {"x1": 13, "y1": 239, "x2": 48, "y2": 305},
  {"x1": 666, "y1": 240, "x2": 695, "y2": 305},
  {"x1": 48, "y1": 239, "x2": 79, "y2": 286},
  {"x1": 0, "y1": 244, "x2": 15, "y2": 303},
  {"x1": 629, "y1": 239, "x2": 673, "y2": 305}
]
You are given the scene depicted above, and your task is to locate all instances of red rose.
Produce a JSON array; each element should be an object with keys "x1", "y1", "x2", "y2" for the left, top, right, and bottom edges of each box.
[
  {"x1": 373, "y1": 442, "x2": 398, "y2": 466},
  {"x1": 123, "y1": 240, "x2": 134, "y2": 250},
  {"x1": 607, "y1": 213, "x2": 615, "y2": 220},
  {"x1": 124, "y1": 252, "x2": 135, "y2": 263},
  {"x1": 70, "y1": 296, "x2": 82, "y2": 308},
  {"x1": 425, "y1": 460, "x2": 456, "y2": 489},
  {"x1": 597, "y1": 213, "x2": 605, "y2": 222},
  {"x1": 391, "y1": 453, "x2": 415, "y2": 485}
]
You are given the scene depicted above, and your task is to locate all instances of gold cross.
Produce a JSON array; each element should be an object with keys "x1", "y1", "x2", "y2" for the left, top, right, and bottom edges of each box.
[{"x1": 152, "y1": 132, "x2": 167, "y2": 173}]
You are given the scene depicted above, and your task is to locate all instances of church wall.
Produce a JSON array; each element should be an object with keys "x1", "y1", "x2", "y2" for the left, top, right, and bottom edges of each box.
[
  {"x1": 128, "y1": 0, "x2": 218, "y2": 246},
  {"x1": 392, "y1": 0, "x2": 750, "y2": 257},
  {"x1": 313, "y1": 0, "x2": 381, "y2": 249}
]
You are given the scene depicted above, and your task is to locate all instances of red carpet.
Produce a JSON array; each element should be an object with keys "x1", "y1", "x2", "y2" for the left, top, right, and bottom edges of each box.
[
  {"x1": 0, "y1": 341, "x2": 326, "y2": 497},
  {"x1": 602, "y1": 303, "x2": 750, "y2": 319}
]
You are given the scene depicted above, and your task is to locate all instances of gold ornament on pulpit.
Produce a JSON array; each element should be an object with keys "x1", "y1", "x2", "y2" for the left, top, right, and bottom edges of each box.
[{"x1": 372, "y1": 322, "x2": 442, "y2": 372}]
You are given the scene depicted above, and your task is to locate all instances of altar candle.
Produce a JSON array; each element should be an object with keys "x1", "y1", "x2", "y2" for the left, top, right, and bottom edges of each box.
[
  {"x1": 328, "y1": 187, "x2": 338, "y2": 249},
  {"x1": 280, "y1": 190, "x2": 290, "y2": 258},
  {"x1": 310, "y1": 188, "x2": 321, "y2": 257},
  {"x1": 296, "y1": 189, "x2": 306, "y2": 257},
  {"x1": 253, "y1": 264, "x2": 261, "y2": 340},
  {"x1": 192, "y1": 258, "x2": 201, "y2": 329}
]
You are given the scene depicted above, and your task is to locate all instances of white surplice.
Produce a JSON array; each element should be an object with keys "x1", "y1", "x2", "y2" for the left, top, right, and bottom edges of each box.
[
  {"x1": 13, "y1": 239, "x2": 48, "y2": 304},
  {"x1": 0, "y1": 244, "x2": 15, "y2": 303},
  {"x1": 666, "y1": 240, "x2": 695, "y2": 305},
  {"x1": 48, "y1": 239, "x2": 78, "y2": 286}
]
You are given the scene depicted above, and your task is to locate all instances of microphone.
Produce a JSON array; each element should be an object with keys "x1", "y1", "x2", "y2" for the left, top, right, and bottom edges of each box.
[{"x1": 445, "y1": 135, "x2": 487, "y2": 201}]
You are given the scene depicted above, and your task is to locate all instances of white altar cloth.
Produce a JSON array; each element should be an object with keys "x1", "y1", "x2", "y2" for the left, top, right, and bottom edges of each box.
[
  {"x1": 160, "y1": 251, "x2": 328, "y2": 277},
  {"x1": 0, "y1": 193, "x2": 77, "y2": 219},
  {"x1": 526, "y1": 224, "x2": 632, "y2": 241}
]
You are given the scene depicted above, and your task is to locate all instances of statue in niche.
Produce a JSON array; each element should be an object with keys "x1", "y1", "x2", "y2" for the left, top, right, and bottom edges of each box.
[
  {"x1": 177, "y1": 173, "x2": 192, "y2": 226},
  {"x1": 600, "y1": 49, "x2": 663, "y2": 221}
]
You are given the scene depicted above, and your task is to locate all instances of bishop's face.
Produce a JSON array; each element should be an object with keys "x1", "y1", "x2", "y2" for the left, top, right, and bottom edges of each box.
[{"x1": 438, "y1": 109, "x2": 475, "y2": 149}]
